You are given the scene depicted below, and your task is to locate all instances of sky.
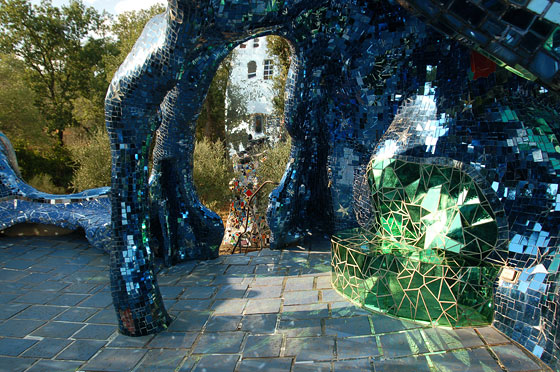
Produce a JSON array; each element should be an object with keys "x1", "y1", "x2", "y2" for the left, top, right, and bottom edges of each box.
[{"x1": 30, "y1": 0, "x2": 165, "y2": 15}]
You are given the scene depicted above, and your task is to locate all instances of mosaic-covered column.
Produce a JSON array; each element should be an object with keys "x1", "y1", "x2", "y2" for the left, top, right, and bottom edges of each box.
[
  {"x1": 266, "y1": 42, "x2": 335, "y2": 247},
  {"x1": 105, "y1": 7, "x2": 186, "y2": 336},
  {"x1": 150, "y1": 47, "x2": 231, "y2": 265}
]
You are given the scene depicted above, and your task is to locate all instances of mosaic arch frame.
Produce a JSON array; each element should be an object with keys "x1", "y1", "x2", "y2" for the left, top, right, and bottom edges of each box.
[
  {"x1": 105, "y1": 0, "x2": 334, "y2": 336},
  {"x1": 103, "y1": 0, "x2": 560, "y2": 369}
]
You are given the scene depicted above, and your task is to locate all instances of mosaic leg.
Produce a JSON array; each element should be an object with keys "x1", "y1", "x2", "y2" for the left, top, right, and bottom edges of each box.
[
  {"x1": 105, "y1": 14, "x2": 175, "y2": 336},
  {"x1": 267, "y1": 136, "x2": 332, "y2": 248},
  {"x1": 151, "y1": 79, "x2": 225, "y2": 264},
  {"x1": 106, "y1": 119, "x2": 171, "y2": 335},
  {"x1": 106, "y1": 106, "x2": 171, "y2": 335},
  {"x1": 267, "y1": 51, "x2": 334, "y2": 248}
]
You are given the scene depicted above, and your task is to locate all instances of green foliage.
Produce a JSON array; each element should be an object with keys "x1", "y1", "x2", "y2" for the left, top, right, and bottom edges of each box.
[
  {"x1": 0, "y1": 0, "x2": 115, "y2": 144},
  {"x1": 14, "y1": 141, "x2": 74, "y2": 192},
  {"x1": 193, "y1": 138, "x2": 234, "y2": 212},
  {"x1": 0, "y1": 1, "x2": 167, "y2": 192},
  {"x1": 28, "y1": 173, "x2": 66, "y2": 194},
  {"x1": 0, "y1": 51, "x2": 75, "y2": 191},
  {"x1": 266, "y1": 36, "x2": 291, "y2": 117},
  {"x1": 68, "y1": 128, "x2": 111, "y2": 191},
  {"x1": 65, "y1": 5, "x2": 164, "y2": 192},
  {"x1": 196, "y1": 53, "x2": 235, "y2": 143},
  {"x1": 104, "y1": 4, "x2": 165, "y2": 83},
  {"x1": 256, "y1": 138, "x2": 292, "y2": 184},
  {"x1": 71, "y1": 96, "x2": 105, "y2": 133},
  {"x1": 0, "y1": 53, "x2": 53, "y2": 151},
  {"x1": 255, "y1": 138, "x2": 292, "y2": 212}
]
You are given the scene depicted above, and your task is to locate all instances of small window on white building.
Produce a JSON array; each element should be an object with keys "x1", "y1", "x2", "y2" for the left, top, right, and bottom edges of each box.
[
  {"x1": 247, "y1": 61, "x2": 257, "y2": 79},
  {"x1": 239, "y1": 43, "x2": 247, "y2": 49},
  {"x1": 263, "y1": 59, "x2": 273, "y2": 80},
  {"x1": 253, "y1": 38, "x2": 259, "y2": 48},
  {"x1": 255, "y1": 115, "x2": 263, "y2": 133}
]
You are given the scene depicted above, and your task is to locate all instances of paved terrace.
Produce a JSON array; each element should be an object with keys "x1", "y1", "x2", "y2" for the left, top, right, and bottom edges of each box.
[{"x1": 0, "y1": 233, "x2": 551, "y2": 372}]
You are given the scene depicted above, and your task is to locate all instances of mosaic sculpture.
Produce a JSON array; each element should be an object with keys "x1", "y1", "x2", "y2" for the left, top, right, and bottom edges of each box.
[
  {"x1": 81, "y1": 0, "x2": 560, "y2": 368},
  {"x1": 223, "y1": 150, "x2": 271, "y2": 252},
  {"x1": 0, "y1": 133, "x2": 111, "y2": 251},
  {"x1": 334, "y1": 1, "x2": 560, "y2": 366},
  {"x1": 400, "y1": 0, "x2": 560, "y2": 90},
  {"x1": 332, "y1": 90, "x2": 511, "y2": 325},
  {"x1": 0, "y1": 0, "x2": 558, "y2": 363}
]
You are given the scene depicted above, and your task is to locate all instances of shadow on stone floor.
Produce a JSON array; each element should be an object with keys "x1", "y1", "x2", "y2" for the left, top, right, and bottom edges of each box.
[{"x1": 0, "y1": 234, "x2": 551, "y2": 372}]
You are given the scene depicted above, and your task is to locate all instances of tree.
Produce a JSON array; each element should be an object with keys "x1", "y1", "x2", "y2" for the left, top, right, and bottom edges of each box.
[
  {"x1": 193, "y1": 138, "x2": 234, "y2": 212},
  {"x1": 0, "y1": 0, "x2": 113, "y2": 145},
  {"x1": 0, "y1": 52, "x2": 75, "y2": 193},
  {"x1": 0, "y1": 53, "x2": 51, "y2": 150},
  {"x1": 68, "y1": 127, "x2": 111, "y2": 191},
  {"x1": 66, "y1": 5, "x2": 165, "y2": 191},
  {"x1": 196, "y1": 53, "x2": 235, "y2": 143},
  {"x1": 266, "y1": 35, "x2": 291, "y2": 117},
  {"x1": 255, "y1": 138, "x2": 292, "y2": 213}
]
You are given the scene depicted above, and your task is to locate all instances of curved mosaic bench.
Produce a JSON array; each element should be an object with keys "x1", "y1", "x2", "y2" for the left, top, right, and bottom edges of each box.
[
  {"x1": 0, "y1": 133, "x2": 111, "y2": 252},
  {"x1": 332, "y1": 155, "x2": 508, "y2": 327}
]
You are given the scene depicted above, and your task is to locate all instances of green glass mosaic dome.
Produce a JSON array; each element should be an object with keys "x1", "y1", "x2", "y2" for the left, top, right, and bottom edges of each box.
[
  {"x1": 368, "y1": 158, "x2": 499, "y2": 266},
  {"x1": 332, "y1": 158, "x2": 507, "y2": 327}
]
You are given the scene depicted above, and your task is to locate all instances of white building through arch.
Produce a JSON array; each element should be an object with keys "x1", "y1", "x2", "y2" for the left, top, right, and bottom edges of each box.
[{"x1": 226, "y1": 36, "x2": 284, "y2": 155}]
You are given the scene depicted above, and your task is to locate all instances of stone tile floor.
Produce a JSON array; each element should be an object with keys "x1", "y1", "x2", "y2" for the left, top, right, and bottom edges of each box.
[{"x1": 0, "y1": 233, "x2": 551, "y2": 372}]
